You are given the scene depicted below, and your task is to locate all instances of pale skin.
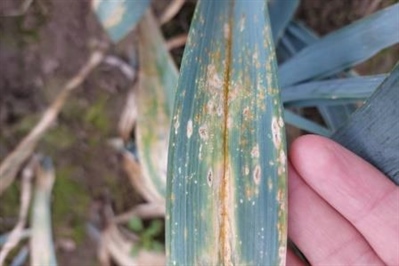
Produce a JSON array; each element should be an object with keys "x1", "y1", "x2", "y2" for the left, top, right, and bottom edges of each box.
[{"x1": 286, "y1": 135, "x2": 399, "y2": 265}]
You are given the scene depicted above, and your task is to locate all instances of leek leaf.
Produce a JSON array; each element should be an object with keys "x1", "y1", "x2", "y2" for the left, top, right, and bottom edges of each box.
[{"x1": 167, "y1": 1, "x2": 287, "y2": 264}]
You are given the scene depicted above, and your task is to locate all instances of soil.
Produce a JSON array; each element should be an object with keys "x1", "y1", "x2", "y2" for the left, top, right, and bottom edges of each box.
[{"x1": 0, "y1": 0, "x2": 397, "y2": 265}]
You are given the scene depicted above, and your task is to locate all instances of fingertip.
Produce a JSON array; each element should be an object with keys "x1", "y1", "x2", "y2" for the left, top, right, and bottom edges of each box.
[
  {"x1": 290, "y1": 134, "x2": 329, "y2": 158},
  {"x1": 289, "y1": 134, "x2": 336, "y2": 177}
]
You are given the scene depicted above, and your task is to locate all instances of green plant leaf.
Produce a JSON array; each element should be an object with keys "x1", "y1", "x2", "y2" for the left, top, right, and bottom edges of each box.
[
  {"x1": 128, "y1": 217, "x2": 144, "y2": 232},
  {"x1": 284, "y1": 21, "x2": 317, "y2": 49},
  {"x1": 277, "y1": 21, "x2": 365, "y2": 131},
  {"x1": 282, "y1": 75, "x2": 385, "y2": 106},
  {"x1": 151, "y1": 241, "x2": 165, "y2": 253},
  {"x1": 333, "y1": 63, "x2": 399, "y2": 184},
  {"x1": 135, "y1": 11, "x2": 179, "y2": 201},
  {"x1": 268, "y1": 0, "x2": 299, "y2": 44},
  {"x1": 284, "y1": 110, "x2": 331, "y2": 137},
  {"x1": 167, "y1": 1, "x2": 287, "y2": 264},
  {"x1": 92, "y1": 0, "x2": 150, "y2": 42},
  {"x1": 278, "y1": 3, "x2": 399, "y2": 87},
  {"x1": 143, "y1": 220, "x2": 164, "y2": 238},
  {"x1": 318, "y1": 104, "x2": 357, "y2": 131}
]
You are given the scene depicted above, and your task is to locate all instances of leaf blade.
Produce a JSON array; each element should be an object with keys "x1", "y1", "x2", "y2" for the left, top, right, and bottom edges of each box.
[
  {"x1": 93, "y1": 0, "x2": 150, "y2": 42},
  {"x1": 269, "y1": 0, "x2": 299, "y2": 44},
  {"x1": 332, "y1": 64, "x2": 399, "y2": 184},
  {"x1": 30, "y1": 158, "x2": 57, "y2": 266},
  {"x1": 167, "y1": 1, "x2": 287, "y2": 264},
  {"x1": 282, "y1": 75, "x2": 385, "y2": 105},
  {"x1": 134, "y1": 11, "x2": 179, "y2": 202},
  {"x1": 278, "y1": 3, "x2": 399, "y2": 87}
]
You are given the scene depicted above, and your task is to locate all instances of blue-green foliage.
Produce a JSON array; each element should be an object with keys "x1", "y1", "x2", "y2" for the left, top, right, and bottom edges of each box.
[
  {"x1": 269, "y1": 2, "x2": 399, "y2": 132},
  {"x1": 333, "y1": 65, "x2": 399, "y2": 184},
  {"x1": 93, "y1": 0, "x2": 150, "y2": 42},
  {"x1": 268, "y1": 0, "x2": 299, "y2": 43},
  {"x1": 282, "y1": 75, "x2": 385, "y2": 106},
  {"x1": 278, "y1": 4, "x2": 399, "y2": 87}
]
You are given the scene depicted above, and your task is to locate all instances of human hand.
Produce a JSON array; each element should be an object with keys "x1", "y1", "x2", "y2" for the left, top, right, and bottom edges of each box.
[{"x1": 286, "y1": 135, "x2": 399, "y2": 265}]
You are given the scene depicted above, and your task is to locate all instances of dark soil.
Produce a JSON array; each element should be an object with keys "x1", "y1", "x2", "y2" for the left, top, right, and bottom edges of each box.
[{"x1": 0, "y1": 0, "x2": 397, "y2": 265}]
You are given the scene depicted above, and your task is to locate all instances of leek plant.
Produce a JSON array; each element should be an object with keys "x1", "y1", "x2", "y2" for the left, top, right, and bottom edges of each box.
[{"x1": 93, "y1": 0, "x2": 399, "y2": 264}]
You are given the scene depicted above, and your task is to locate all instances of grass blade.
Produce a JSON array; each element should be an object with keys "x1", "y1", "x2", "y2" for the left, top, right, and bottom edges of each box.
[
  {"x1": 92, "y1": 0, "x2": 150, "y2": 42},
  {"x1": 333, "y1": 64, "x2": 399, "y2": 184},
  {"x1": 167, "y1": 1, "x2": 287, "y2": 264}
]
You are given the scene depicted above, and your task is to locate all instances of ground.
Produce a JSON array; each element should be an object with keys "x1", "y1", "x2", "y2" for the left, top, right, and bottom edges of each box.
[{"x1": 0, "y1": 0, "x2": 398, "y2": 265}]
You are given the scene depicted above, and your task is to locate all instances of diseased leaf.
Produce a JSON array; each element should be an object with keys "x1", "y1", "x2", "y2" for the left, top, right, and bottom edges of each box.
[
  {"x1": 92, "y1": 0, "x2": 150, "y2": 42},
  {"x1": 333, "y1": 64, "x2": 399, "y2": 184},
  {"x1": 167, "y1": 1, "x2": 287, "y2": 264},
  {"x1": 122, "y1": 150, "x2": 165, "y2": 203},
  {"x1": 135, "y1": 11, "x2": 179, "y2": 202}
]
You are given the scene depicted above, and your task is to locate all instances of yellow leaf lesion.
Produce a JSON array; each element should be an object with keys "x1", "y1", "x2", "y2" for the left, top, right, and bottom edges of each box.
[{"x1": 104, "y1": 2, "x2": 126, "y2": 29}]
